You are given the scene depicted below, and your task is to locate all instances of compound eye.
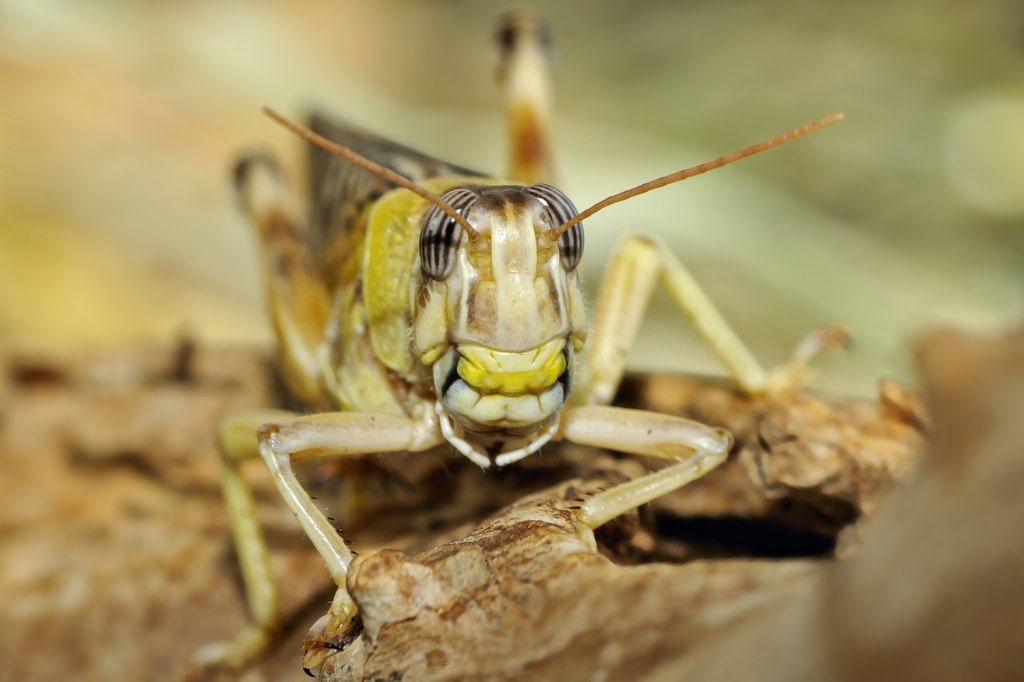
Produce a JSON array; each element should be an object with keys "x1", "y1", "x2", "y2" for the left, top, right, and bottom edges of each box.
[
  {"x1": 527, "y1": 183, "x2": 584, "y2": 271},
  {"x1": 420, "y1": 188, "x2": 478, "y2": 280}
]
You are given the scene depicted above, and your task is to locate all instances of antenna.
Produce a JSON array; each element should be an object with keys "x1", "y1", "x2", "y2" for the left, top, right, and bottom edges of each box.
[
  {"x1": 262, "y1": 106, "x2": 479, "y2": 241},
  {"x1": 550, "y1": 113, "x2": 844, "y2": 240}
]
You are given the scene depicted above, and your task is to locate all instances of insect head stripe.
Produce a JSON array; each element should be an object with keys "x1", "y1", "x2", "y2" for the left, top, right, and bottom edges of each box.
[
  {"x1": 420, "y1": 188, "x2": 480, "y2": 280},
  {"x1": 527, "y1": 183, "x2": 583, "y2": 270}
]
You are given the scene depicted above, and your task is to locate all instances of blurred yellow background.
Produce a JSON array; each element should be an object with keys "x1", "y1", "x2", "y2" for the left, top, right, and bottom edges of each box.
[{"x1": 1, "y1": 0, "x2": 1022, "y2": 395}]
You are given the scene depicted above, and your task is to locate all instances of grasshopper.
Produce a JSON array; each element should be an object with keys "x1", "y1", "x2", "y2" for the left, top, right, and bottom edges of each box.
[{"x1": 197, "y1": 11, "x2": 844, "y2": 675}]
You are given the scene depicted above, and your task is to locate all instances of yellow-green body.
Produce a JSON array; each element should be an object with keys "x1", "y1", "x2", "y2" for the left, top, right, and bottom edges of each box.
[
  {"x1": 201, "y1": 11, "x2": 840, "y2": 673},
  {"x1": 320, "y1": 177, "x2": 480, "y2": 416}
]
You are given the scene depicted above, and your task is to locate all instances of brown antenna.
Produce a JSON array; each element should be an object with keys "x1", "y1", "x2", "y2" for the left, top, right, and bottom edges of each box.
[
  {"x1": 550, "y1": 113, "x2": 844, "y2": 240},
  {"x1": 262, "y1": 106, "x2": 479, "y2": 241}
]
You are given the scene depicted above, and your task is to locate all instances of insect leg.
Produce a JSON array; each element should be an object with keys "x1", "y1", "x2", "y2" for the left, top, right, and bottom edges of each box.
[
  {"x1": 495, "y1": 10, "x2": 557, "y2": 185},
  {"x1": 198, "y1": 410, "x2": 444, "y2": 671},
  {"x1": 586, "y1": 234, "x2": 847, "y2": 403},
  {"x1": 557, "y1": 405, "x2": 732, "y2": 532},
  {"x1": 234, "y1": 154, "x2": 333, "y2": 408},
  {"x1": 255, "y1": 411, "x2": 445, "y2": 670},
  {"x1": 194, "y1": 408, "x2": 300, "y2": 669}
]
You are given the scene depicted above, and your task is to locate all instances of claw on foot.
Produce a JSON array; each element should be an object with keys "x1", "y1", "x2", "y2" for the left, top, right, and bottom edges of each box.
[
  {"x1": 792, "y1": 326, "x2": 850, "y2": 364},
  {"x1": 762, "y1": 325, "x2": 850, "y2": 396},
  {"x1": 301, "y1": 598, "x2": 360, "y2": 674}
]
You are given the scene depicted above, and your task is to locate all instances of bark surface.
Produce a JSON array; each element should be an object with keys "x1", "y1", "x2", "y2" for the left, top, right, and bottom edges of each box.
[{"x1": 4, "y1": 328, "x2": 1018, "y2": 682}]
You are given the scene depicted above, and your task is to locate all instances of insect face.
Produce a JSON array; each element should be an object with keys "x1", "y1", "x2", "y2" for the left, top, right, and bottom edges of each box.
[{"x1": 414, "y1": 185, "x2": 588, "y2": 464}]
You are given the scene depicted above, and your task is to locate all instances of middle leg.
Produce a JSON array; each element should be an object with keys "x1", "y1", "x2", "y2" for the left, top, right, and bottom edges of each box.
[{"x1": 585, "y1": 234, "x2": 847, "y2": 404}]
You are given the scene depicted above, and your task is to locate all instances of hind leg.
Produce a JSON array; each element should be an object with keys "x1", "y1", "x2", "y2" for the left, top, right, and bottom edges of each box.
[{"x1": 496, "y1": 10, "x2": 557, "y2": 186}]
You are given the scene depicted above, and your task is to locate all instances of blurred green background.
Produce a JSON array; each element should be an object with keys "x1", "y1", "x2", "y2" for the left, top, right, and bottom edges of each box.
[{"x1": 1, "y1": 0, "x2": 1021, "y2": 395}]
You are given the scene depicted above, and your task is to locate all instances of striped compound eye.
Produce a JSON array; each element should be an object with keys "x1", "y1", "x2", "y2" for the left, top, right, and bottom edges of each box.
[
  {"x1": 527, "y1": 184, "x2": 583, "y2": 271},
  {"x1": 420, "y1": 188, "x2": 479, "y2": 280}
]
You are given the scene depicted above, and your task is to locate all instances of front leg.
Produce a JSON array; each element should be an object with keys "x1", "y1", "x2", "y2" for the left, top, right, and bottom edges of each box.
[
  {"x1": 558, "y1": 405, "x2": 733, "y2": 533},
  {"x1": 257, "y1": 411, "x2": 445, "y2": 671},
  {"x1": 196, "y1": 409, "x2": 444, "y2": 674},
  {"x1": 586, "y1": 234, "x2": 848, "y2": 404}
]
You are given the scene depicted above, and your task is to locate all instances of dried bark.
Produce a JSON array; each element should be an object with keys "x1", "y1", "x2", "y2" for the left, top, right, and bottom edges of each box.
[{"x1": 7, "y1": 327, "x2": 1018, "y2": 682}]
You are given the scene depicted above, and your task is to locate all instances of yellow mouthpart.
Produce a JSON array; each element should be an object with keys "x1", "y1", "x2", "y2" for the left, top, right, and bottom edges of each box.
[{"x1": 457, "y1": 338, "x2": 566, "y2": 396}]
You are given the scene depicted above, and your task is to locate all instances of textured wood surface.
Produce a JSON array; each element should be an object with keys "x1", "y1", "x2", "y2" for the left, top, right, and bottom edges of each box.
[
  {"x1": 10, "y1": 328, "x2": 1024, "y2": 680},
  {"x1": 0, "y1": 335, "x2": 949, "y2": 681}
]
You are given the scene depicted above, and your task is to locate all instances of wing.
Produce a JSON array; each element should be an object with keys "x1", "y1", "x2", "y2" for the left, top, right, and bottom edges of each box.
[{"x1": 306, "y1": 112, "x2": 487, "y2": 267}]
